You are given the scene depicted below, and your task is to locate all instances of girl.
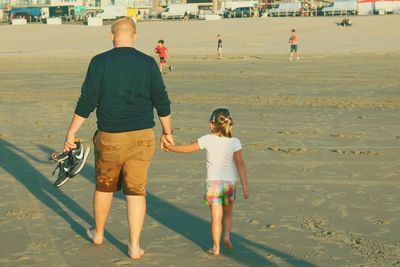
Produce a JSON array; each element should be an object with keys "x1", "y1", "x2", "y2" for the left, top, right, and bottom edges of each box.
[{"x1": 162, "y1": 108, "x2": 249, "y2": 256}]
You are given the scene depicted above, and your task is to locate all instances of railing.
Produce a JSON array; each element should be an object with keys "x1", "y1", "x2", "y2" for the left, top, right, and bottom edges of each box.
[
  {"x1": 267, "y1": 9, "x2": 358, "y2": 17},
  {"x1": 322, "y1": 9, "x2": 357, "y2": 16},
  {"x1": 268, "y1": 10, "x2": 300, "y2": 17},
  {"x1": 161, "y1": 13, "x2": 199, "y2": 20}
]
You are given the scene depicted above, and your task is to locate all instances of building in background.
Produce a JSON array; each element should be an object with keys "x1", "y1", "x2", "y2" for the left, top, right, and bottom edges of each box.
[{"x1": 2, "y1": 0, "x2": 329, "y2": 19}]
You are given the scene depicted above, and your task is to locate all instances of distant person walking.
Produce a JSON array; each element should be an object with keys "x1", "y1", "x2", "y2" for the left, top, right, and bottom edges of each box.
[
  {"x1": 182, "y1": 10, "x2": 189, "y2": 21},
  {"x1": 154, "y1": 40, "x2": 173, "y2": 73},
  {"x1": 288, "y1": 29, "x2": 300, "y2": 61},
  {"x1": 162, "y1": 108, "x2": 250, "y2": 256},
  {"x1": 217, "y1": 34, "x2": 223, "y2": 59},
  {"x1": 62, "y1": 17, "x2": 174, "y2": 261}
]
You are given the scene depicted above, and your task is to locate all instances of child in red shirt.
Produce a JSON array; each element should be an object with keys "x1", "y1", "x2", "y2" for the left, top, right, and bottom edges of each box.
[{"x1": 154, "y1": 40, "x2": 173, "y2": 73}]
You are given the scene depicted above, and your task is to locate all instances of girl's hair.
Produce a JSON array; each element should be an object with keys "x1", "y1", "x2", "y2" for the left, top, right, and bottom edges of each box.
[{"x1": 209, "y1": 108, "x2": 233, "y2": 138}]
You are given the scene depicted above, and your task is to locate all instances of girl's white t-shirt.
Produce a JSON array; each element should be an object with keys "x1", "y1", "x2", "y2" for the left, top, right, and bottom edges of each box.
[{"x1": 197, "y1": 134, "x2": 242, "y2": 182}]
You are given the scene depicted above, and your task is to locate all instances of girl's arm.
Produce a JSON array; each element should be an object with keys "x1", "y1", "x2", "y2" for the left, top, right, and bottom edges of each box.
[
  {"x1": 233, "y1": 150, "x2": 249, "y2": 199},
  {"x1": 164, "y1": 141, "x2": 200, "y2": 154}
]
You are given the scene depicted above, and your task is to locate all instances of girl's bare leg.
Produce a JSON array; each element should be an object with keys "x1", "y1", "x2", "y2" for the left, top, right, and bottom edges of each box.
[
  {"x1": 209, "y1": 204, "x2": 223, "y2": 255},
  {"x1": 222, "y1": 205, "x2": 233, "y2": 249}
]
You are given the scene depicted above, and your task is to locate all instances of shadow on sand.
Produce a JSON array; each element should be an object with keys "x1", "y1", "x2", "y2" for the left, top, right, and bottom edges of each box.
[
  {"x1": 1, "y1": 139, "x2": 316, "y2": 266},
  {"x1": 0, "y1": 140, "x2": 126, "y2": 254}
]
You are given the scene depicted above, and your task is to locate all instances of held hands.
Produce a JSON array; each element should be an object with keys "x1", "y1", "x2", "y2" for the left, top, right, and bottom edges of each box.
[{"x1": 160, "y1": 133, "x2": 174, "y2": 151}]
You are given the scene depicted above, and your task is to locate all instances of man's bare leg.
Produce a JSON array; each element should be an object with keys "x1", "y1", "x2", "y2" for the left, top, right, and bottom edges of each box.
[
  {"x1": 126, "y1": 195, "x2": 146, "y2": 260},
  {"x1": 208, "y1": 204, "x2": 223, "y2": 255},
  {"x1": 222, "y1": 205, "x2": 233, "y2": 249},
  {"x1": 88, "y1": 190, "x2": 113, "y2": 245}
]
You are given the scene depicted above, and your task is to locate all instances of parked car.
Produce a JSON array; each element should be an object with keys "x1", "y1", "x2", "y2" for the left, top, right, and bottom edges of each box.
[
  {"x1": 9, "y1": 7, "x2": 41, "y2": 22},
  {"x1": 161, "y1": 4, "x2": 198, "y2": 19},
  {"x1": 223, "y1": 7, "x2": 252, "y2": 18},
  {"x1": 268, "y1": 2, "x2": 302, "y2": 16},
  {"x1": 96, "y1": 6, "x2": 126, "y2": 20}
]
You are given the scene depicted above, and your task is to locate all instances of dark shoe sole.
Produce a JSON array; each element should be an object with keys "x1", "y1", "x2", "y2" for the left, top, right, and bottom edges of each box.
[{"x1": 54, "y1": 176, "x2": 70, "y2": 188}]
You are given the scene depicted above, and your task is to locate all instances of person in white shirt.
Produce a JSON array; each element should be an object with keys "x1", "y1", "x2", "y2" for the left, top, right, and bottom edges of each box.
[{"x1": 162, "y1": 108, "x2": 249, "y2": 256}]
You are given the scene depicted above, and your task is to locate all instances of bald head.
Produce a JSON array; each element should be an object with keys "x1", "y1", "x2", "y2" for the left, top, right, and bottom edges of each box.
[{"x1": 111, "y1": 17, "x2": 137, "y2": 47}]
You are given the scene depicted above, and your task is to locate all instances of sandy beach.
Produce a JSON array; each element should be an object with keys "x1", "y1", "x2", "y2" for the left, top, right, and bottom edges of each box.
[{"x1": 1, "y1": 16, "x2": 400, "y2": 266}]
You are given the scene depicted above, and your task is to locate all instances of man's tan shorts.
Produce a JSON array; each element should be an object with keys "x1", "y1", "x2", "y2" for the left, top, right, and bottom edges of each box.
[{"x1": 93, "y1": 129, "x2": 156, "y2": 195}]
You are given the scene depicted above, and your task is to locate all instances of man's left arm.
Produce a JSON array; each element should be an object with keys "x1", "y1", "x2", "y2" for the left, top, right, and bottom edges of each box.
[
  {"x1": 149, "y1": 59, "x2": 173, "y2": 149},
  {"x1": 64, "y1": 57, "x2": 102, "y2": 151},
  {"x1": 64, "y1": 114, "x2": 86, "y2": 151}
]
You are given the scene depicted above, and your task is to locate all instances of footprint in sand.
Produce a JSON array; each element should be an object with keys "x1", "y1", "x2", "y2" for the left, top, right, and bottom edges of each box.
[
  {"x1": 365, "y1": 216, "x2": 392, "y2": 225},
  {"x1": 263, "y1": 145, "x2": 309, "y2": 154},
  {"x1": 301, "y1": 247, "x2": 328, "y2": 259},
  {"x1": 16, "y1": 256, "x2": 31, "y2": 262},
  {"x1": 278, "y1": 130, "x2": 301, "y2": 135},
  {"x1": 6, "y1": 208, "x2": 43, "y2": 220},
  {"x1": 278, "y1": 147, "x2": 309, "y2": 154},
  {"x1": 330, "y1": 204, "x2": 348, "y2": 218},
  {"x1": 112, "y1": 259, "x2": 132, "y2": 265},
  {"x1": 263, "y1": 224, "x2": 277, "y2": 229},
  {"x1": 331, "y1": 149, "x2": 383, "y2": 156},
  {"x1": 330, "y1": 133, "x2": 345, "y2": 138},
  {"x1": 311, "y1": 198, "x2": 326, "y2": 207},
  {"x1": 245, "y1": 143, "x2": 269, "y2": 151},
  {"x1": 228, "y1": 56, "x2": 245, "y2": 60},
  {"x1": 265, "y1": 254, "x2": 281, "y2": 261},
  {"x1": 247, "y1": 218, "x2": 260, "y2": 225},
  {"x1": 301, "y1": 215, "x2": 331, "y2": 237}
]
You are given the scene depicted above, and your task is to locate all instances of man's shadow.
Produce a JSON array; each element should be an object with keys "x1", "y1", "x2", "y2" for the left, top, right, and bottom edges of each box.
[
  {"x1": 0, "y1": 139, "x2": 126, "y2": 254},
  {"x1": 1, "y1": 139, "x2": 316, "y2": 266}
]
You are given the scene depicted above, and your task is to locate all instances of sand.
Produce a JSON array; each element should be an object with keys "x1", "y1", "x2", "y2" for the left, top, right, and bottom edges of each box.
[{"x1": 1, "y1": 16, "x2": 400, "y2": 267}]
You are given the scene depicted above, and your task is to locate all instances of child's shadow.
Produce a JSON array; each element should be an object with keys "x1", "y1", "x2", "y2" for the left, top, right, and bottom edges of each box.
[
  {"x1": 38, "y1": 144, "x2": 316, "y2": 267},
  {"x1": 146, "y1": 193, "x2": 317, "y2": 266}
]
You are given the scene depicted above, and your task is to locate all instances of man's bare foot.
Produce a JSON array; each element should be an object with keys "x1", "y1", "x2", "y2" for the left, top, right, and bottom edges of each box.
[
  {"x1": 128, "y1": 244, "x2": 145, "y2": 260},
  {"x1": 223, "y1": 239, "x2": 233, "y2": 249},
  {"x1": 207, "y1": 248, "x2": 220, "y2": 256},
  {"x1": 86, "y1": 227, "x2": 103, "y2": 245}
]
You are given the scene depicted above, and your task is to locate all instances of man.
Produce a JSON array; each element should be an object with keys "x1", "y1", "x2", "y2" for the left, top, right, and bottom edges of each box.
[
  {"x1": 63, "y1": 17, "x2": 174, "y2": 260},
  {"x1": 217, "y1": 34, "x2": 223, "y2": 60},
  {"x1": 288, "y1": 29, "x2": 300, "y2": 61},
  {"x1": 182, "y1": 10, "x2": 189, "y2": 21}
]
